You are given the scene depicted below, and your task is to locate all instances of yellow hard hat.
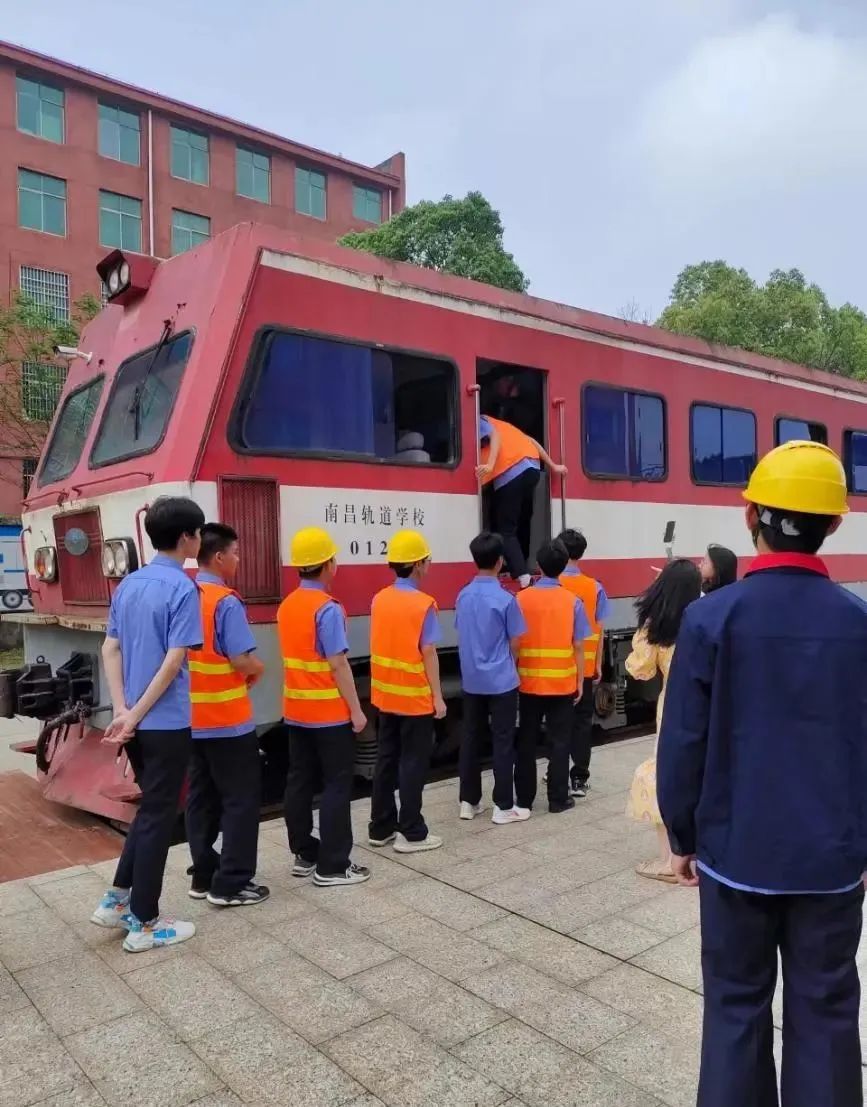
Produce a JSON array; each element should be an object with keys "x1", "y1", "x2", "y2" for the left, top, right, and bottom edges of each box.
[
  {"x1": 743, "y1": 440, "x2": 849, "y2": 516},
  {"x1": 386, "y1": 529, "x2": 431, "y2": 564},
  {"x1": 289, "y1": 527, "x2": 338, "y2": 568}
]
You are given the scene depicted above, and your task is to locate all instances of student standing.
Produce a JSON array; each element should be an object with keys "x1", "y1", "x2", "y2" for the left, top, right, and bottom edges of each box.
[
  {"x1": 658, "y1": 441, "x2": 867, "y2": 1107},
  {"x1": 557, "y1": 528, "x2": 611, "y2": 797},
  {"x1": 455, "y1": 532, "x2": 528, "y2": 825},
  {"x1": 515, "y1": 539, "x2": 591, "y2": 813},
  {"x1": 368, "y1": 530, "x2": 445, "y2": 853},
  {"x1": 699, "y1": 543, "x2": 738, "y2": 595},
  {"x1": 90, "y1": 496, "x2": 205, "y2": 952},
  {"x1": 279, "y1": 527, "x2": 370, "y2": 887},
  {"x1": 185, "y1": 523, "x2": 268, "y2": 907}
]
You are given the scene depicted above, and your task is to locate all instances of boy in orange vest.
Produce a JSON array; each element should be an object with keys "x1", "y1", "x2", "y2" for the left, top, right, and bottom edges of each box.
[
  {"x1": 278, "y1": 527, "x2": 370, "y2": 887},
  {"x1": 515, "y1": 539, "x2": 592, "y2": 813},
  {"x1": 186, "y1": 523, "x2": 268, "y2": 907},
  {"x1": 558, "y1": 528, "x2": 610, "y2": 798},
  {"x1": 368, "y1": 529, "x2": 446, "y2": 853}
]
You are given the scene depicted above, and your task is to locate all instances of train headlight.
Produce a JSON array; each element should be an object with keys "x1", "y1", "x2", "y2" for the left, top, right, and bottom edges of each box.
[
  {"x1": 34, "y1": 546, "x2": 57, "y2": 582},
  {"x1": 101, "y1": 538, "x2": 138, "y2": 578}
]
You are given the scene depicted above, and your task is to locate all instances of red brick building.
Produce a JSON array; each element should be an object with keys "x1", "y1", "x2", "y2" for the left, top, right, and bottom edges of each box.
[{"x1": 0, "y1": 39, "x2": 406, "y2": 515}]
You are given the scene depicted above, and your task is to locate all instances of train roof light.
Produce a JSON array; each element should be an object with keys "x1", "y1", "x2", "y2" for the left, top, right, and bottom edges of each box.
[{"x1": 96, "y1": 250, "x2": 158, "y2": 307}]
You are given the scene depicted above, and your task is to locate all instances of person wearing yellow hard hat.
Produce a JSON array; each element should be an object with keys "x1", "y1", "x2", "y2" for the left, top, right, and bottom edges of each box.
[
  {"x1": 277, "y1": 527, "x2": 370, "y2": 887},
  {"x1": 656, "y1": 440, "x2": 867, "y2": 1107},
  {"x1": 367, "y1": 529, "x2": 445, "y2": 854}
]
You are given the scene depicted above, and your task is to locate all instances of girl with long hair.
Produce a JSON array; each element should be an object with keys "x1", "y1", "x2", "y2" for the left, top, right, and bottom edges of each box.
[
  {"x1": 626, "y1": 558, "x2": 702, "y2": 882},
  {"x1": 700, "y1": 543, "x2": 738, "y2": 595}
]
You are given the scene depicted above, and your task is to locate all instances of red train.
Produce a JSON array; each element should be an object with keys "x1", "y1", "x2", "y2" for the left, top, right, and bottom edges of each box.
[{"x1": 4, "y1": 222, "x2": 867, "y2": 823}]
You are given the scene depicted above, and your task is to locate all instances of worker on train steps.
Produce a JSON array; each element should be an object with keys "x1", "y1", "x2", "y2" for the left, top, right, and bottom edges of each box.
[
  {"x1": 476, "y1": 416, "x2": 567, "y2": 588},
  {"x1": 278, "y1": 527, "x2": 370, "y2": 887},
  {"x1": 186, "y1": 523, "x2": 268, "y2": 907},
  {"x1": 368, "y1": 529, "x2": 445, "y2": 853},
  {"x1": 657, "y1": 440, "x2": 867, "y2": 1107}
]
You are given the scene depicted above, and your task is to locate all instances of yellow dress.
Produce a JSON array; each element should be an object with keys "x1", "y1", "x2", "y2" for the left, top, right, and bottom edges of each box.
[{"x1": 625, "y1": 627, "x2": 675, "y2": 827}]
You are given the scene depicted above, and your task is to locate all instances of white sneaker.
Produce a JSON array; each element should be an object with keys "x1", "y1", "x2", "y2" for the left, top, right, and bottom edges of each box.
[
  {"x1": 123, "y1": 915, "x2": 196, "y2": 953},
  {"x1": 512, "y1": 806, "x2": 532, "y2": 821},
  {"x1": 393, "y1": 832, "x2": 443, "y2": 853},
  {"x1": 313, "y1": 863, "x2": 371, "y2": 887},
  {"x1": 491, "y1": 805, "x2": 531, "y2": 825},
  {"x1": 459, "y1": 801, "x2": 484, "y2": 820},
  {"x1": 368, "y1": 833, "x2": 397, "y2": 848},
  {"x1": 90, "y1": 889, "x2": 131, "y2": 929}
]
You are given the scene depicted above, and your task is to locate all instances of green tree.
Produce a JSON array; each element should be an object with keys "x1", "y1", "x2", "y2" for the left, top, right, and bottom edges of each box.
[
  {"x1": 657, "y1": 261, "x2": 867, "y2": 379},
  {"x1": 340, "y1": 191, "x2": 529, "y2": 293}
]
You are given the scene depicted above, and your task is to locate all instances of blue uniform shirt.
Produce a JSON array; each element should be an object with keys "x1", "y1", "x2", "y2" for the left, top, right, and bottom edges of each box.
[
  {"x1": 106, "y1": 554, "x2": 203, "y2": 731},
  {"x1": 533, "y1": 577, "x2": 593, "y2": 642},
  {"x1": 456, "y1": 575, "x2": 526, "y2": 695},
  {"x1": 192, "y1": 570, "x2": 258, "y2": 740},
  {"x1": 561, "y1": 564, "x2": 611, "y2": 622},
  {"x1": 658, "y1": 554, "x2": 867, "y2": 895},
  {"x1": 284, "y1": 580, "x2": 350, "y2": 729},
  {"x1": 479, "y1": 415, "x2": 540, "y2": 491}
]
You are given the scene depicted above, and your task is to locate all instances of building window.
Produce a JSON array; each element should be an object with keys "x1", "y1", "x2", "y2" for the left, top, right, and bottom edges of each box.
[
  {"x1": 775, "y1": 417, "x2": 827, "y2": 447},
  {"x1": 691, "y1": 404, "x2": 757, "y2": 485},
  {"x1": 18, "y1": 169, "x2": 67, "y2": 236},
  {"x1": 171, "y1": 209, "x2": 210, "y2": 255},
  {"x1": 19, "y1": 266, "x2": 70, "y2": 321},
  {"x1": 16, "y1": 76, "x2": 64, "y2": 143},
  {"x1": 22, "y1": 459, "x2": 38, "y2": 498},
  {"x1": 170, "y1": 125, "x2": 209, "y2": 184},
  {"x1": 21, "y1": 363, "x2": 67, "y2": 422},
  {"x1": 353, "y1": 185, "x2": 382, "y2": 224},
  {"x1": 98, "y1": 102, "x2": 140, "y2": 165},
  {"x1": 582, "y1": 385, "x2": 666, "y2": 481},
  {"x1": 236, "y1": 147, "x2": 270, "y2": 203},
  {"x1": 295, "y1": 167, "x2": 326, "y2": 219},
  {"x1": 235, "y1": 329, "x2": 457, "y2": 464},
  {"x1": 99, "y1": 191, "x2": 142, "y2": 252},
  {"x1": 844, "y1": 431, "x2": 867, "y2": 494}
]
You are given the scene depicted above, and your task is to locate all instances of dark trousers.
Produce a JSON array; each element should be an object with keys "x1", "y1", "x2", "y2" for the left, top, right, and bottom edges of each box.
[
  {"x1": 185, "y1": 731, "x2": 261, "y2": 896},
  {"x1": 459, "y1": 689, "x2": 518, "y2": 811},
  {"x1": 114, "y1": 727, "x2": 191, "y2": 923},
  {"x1": 570, "y1": 676, "x2": 594, "y2": 784},
  {"x1": 284, "y1": 724, "x2": 354, "y2": 876},
  {"x1": 516, "y1": 692, "x2": 573, "y2": 808},
  {"x1": 698, "y1": 873, "x2": 864, "y2": 1107},
  {"x1": 369, "y1": 713, "x2": 433, "y2": 842},
  {"x1": 491, "y1": 467, "x2": 540, "y2": 579}
]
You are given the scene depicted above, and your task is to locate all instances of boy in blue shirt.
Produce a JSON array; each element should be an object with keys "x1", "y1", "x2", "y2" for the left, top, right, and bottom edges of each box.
[
  {"x1": 90, "y1": 496, "x2": 205, "y2": 953},
  {"x1": 455, "y1": 532, "x2": 528, "y2": 824}
]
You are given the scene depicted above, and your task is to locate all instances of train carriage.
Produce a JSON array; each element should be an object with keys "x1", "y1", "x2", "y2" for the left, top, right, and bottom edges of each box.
[{"x1": 4, "y1": 221, "x2": 867, "y2": 823}]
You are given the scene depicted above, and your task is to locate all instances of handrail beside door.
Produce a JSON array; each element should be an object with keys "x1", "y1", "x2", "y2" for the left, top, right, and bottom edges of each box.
[{"x1": 553, "y1": 396, "x2": 567, "y2": 532}]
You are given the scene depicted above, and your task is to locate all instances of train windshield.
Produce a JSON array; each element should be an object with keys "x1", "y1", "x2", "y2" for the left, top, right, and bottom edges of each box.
[
  {"x1": 38, "y1": 376, "x2": 105, "y2": 487},
  {"x1": 90, "y1": 331, "x2": 193, "y2": 466}
]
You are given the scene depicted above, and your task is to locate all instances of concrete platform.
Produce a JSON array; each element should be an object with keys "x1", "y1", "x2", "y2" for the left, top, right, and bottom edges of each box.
[{"x1": 0, "y1": 736, "x2": 863, "y2": 1106}]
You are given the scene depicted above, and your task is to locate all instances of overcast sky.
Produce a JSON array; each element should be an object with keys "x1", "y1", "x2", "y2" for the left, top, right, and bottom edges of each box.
[{"x1": 6, "y1": 0, "x2": 866, "y2": 318}]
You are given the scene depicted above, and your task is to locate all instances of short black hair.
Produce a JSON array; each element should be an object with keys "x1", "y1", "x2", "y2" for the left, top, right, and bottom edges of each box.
[
  {"x1": 557, "y1": 529, "x2": 587, "y2": 561},
  {"x1": 470, "y1": 531, "x2": 505, "y2": 570},
  {"x1": 144, "y1": 496, "x2": 205, "y2": 552},
  {"x1": 388, "y1": 562, "x2": 415, "y2": 579},
  {"x1": 299, "y1": 564, "x2": 326, "y2": 580},
  {"x1": 756, "y1": 506, "x2": 835, "y2": 555},
  {"x1": 198, "y1": 522, "x2": 238, "y2": 565},
  {"x1": 536, "y1": 538, "x2": 569, "y2": 579}
]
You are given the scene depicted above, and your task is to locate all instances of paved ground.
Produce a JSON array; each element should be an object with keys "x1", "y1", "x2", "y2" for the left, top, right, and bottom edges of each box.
[
  {"x1": 0, "y1": 715, "x2": 36, "y2": 776},
  {"x1": 1, "y1": 736, "x2": 864, "y2": 1107}
]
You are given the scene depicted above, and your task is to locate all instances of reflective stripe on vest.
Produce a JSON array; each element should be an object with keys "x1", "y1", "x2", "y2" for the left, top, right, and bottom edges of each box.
[
  {"x1": 479, "y1": 417, "x2": 540, "y2": 486},
  {"x1": 560, "y1": 571, "x2": 603, "y2": 678},
  {"x1": 189, "y1": 582, "x2": 253, "y2": 730},
  {"x1": 516, "y1": 585, "x2": 580, "y2": 696},
  {"x1": 370, "y1": 585, "x2": 436, "y2": 715},
  {"x1": 277, "y1": 587, "x2": 350, "y2": 725}
]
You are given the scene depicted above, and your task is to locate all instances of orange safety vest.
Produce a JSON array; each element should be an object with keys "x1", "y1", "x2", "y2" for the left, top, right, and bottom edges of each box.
[
  {"x1": 277, "y1": 587, "x2": 351, "y2": 726},
  {"x1": 189, "y1": 582, "x2": 253, "y2": 731},
  {"x1": 560, "y1": 570, "x2": 603, "y2": 678},
  {"x1": 479, "y1": 416, "x2": 540, "y2": 486},
  {"x1": 515, "y1": 584, "x2": 580, "y2": 696},
  {"x1": 370, "y1": 584, "x2": 436, "y2": 715}
]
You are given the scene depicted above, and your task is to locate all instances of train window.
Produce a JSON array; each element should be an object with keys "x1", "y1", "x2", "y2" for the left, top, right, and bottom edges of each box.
[
  {"x1": 90, "y1": 331, "x2": 193, "y2": 467},
  {"x1": 236, "y1": 330, "x2": 457, "y2": 465},
  {"x1": 582, "y1": 384, "x2": 665, "y2": 480},
  {"x1": 38, "y1": 376, "x2": 104, "y2": 486},
  {"x1": 691, "y1": 404, "x2": 756, "y2": 485},
  {"x1": 776, "y1": 417, "x2": 827, "y2": 446},
  {"x1": 844, "y1": 431, "x2": 867, "y2": 494}
]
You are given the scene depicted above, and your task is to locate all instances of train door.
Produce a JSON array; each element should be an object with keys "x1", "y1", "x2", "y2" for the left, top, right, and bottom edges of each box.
[{"x1": 475, "y1": 359, "x2": 552, "y2": 560}]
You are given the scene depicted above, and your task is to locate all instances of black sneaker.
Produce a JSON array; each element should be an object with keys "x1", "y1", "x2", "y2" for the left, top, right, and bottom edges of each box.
[
  {"x1": 570, "y1": 777, "x2": 589, "y2": 798},
  {"x1": 186, "y1": 865, "x2": 210, "y2": 900},
  {"x1": 313, "y1": 863, "x2": 371, "y2": 887},
  {"x1": 549, "y1": 797, "x2": 576, "y2": 814},
  {"x1": 292, "y1": 857, "x2": 316, "y2": 878},
  {"x1": 206, "y1": 883, "x2": 271, "y2": 907}
]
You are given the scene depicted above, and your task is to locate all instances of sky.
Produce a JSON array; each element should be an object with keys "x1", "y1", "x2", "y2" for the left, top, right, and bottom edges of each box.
[{"x1": 5, "y1": 0, "x2": 866, "y2": 319}]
